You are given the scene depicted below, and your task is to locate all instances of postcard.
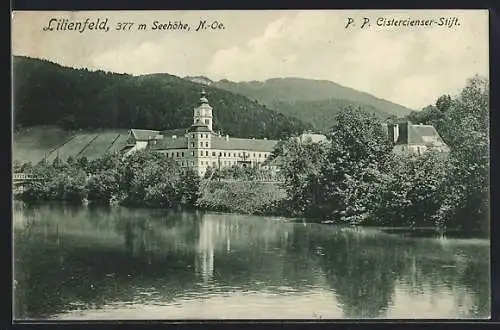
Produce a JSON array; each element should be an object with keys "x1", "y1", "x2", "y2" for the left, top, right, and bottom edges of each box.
[{"x1": 11, "y1": 9, "x2": 490, "y2": 320}]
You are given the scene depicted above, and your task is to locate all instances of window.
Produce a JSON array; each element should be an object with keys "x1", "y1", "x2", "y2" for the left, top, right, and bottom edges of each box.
[
  {"x1": 212, "y1": 152, "x2": 216, "y2": 156},
  {"x1": 259, "y1": 153, "x2": 261, "y2": 158},
  {"x1": 253, "y1": 153, "x2": 255, "y2": 157},
  {"x1": 181, "y1": 152, "x2": 184, "y2": 157},
  {"x1": 192, "y1": 151, "x2": 195, "y2": 156},
  {"x1": 192, "y1": 134, "x2": 195, "y2": 138},
  {"x1": 200, "y1": 142, "x2": 203, "y2": 147},
  {"x1": 205, "y1": 119, "x2": 209, "y2": 125},
  {"x1": 219, "y1": 152, "x2": 222, "y2": 156},
  {"x1": 205, "y1": 151, "x2": 208, "y2": 156},
  {"x1": 191, "y1": 142, "x2": 195, "y2": 148},
  {"x1": 176, "y1": 152, "x2": 179, "y2": 157},
  {"x1": 206, "y1": 134, "x2": 209, "y2": 138},
  {"x1": 199, "y1": 134, "x2": 203, "y2": 138},
  {"x1": 205, "y1": 142, "x2": 209, "y2": 147},
  {"x1": 224, "y1": 152, "x2": 226, "y2": 157},
  {"x1": 200, "y1": 151, "x2": 203, "y2": 156}
]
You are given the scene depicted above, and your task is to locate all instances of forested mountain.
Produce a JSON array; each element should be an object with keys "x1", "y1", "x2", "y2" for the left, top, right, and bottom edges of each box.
[
  {"x1": 13, "y1": 56, "x2": 311, "y2": 139},
  {"x1": 206, "y1": 77, "x2": 415, "y2": 131}
]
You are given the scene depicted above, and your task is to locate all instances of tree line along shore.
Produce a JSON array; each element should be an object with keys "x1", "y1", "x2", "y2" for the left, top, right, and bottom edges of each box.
[{"x1": 13, "y1": 76, "x2": 489, "y2": 237}]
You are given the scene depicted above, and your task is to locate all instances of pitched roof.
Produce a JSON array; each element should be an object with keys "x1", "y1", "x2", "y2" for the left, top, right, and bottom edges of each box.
[
  {"x1": 396, "y1": 123, "x2": 447, "y2": 146},
  {"x1": 160, "y1": 128, "x2": 188, "y2": 137},
  {"x1": 149, "y1": 136, "x2": 188, "y2": 150},
  {"x1": 130, "y1": 129, "x2": 160, "y2": 141},
  {"x1": 211, "y1": 136, "x2": 279, "y2": 152}
]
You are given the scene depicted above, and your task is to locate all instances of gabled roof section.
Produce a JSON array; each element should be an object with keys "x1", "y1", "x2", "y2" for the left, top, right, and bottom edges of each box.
[
  {"x1": 395, "y1": 122, "x2": 447, "y2": 146},
  {"x1": 149, "y1": 136, "x2": 188, "y2": 150},
  {"x1": 160, "y1": 128, "x2": 188, "y2": 137},
  {"x1": 130, "y1": 129, "x2": 160, "y2": 141},
  {"x1": 211, "y1": 136, "x2": 279, "y2": 152}
]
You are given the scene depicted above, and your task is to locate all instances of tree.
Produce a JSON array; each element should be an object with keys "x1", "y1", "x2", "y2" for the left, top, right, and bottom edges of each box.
[
  {"x1": 435, "y1": 76, "x2": 489, "y2": 234},
  {"x1": 278, "y1": 137, "x2": 328, "y2": 217},
  {"x1": 407, "y1": 105, "x2": 444, "y2": 126},
  {"x1": 118, "y1": 150, "x2": 184, "y2": 207},
  {"x1": 278, "y1": 106, "x2": 394, "y2": 222},
  {"x1": 436, "y1": 94, "x2": 452, "y2": 113},
  {"x1": 319, "y1": 106, "x2": 393, "y2": 223},
  {"x1": 178, "y1": 169, "x2": 202, "y2": 207},
  {"x1": 86, "y1": 170, "x2": 120, "y2": 203},
  {"x1": 374, "y1": 151, "x2": 449, "y2": 227}
]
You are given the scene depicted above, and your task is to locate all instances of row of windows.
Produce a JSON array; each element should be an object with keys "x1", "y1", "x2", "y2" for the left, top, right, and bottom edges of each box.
[
  {"x1": 203, "y1": 152, "x2": 270, "y2": 158},
  {"x1": 192, "y1": 133, "x2": 210, "y2": 139},
  {"x1": 192, "y1": 142, "x2": 210, "y2": 148},
  {"x1": 166, "y1": 151, "x2": 271, "y2": 158},
  {"x1": 195, "y1": 161, "x2": 256, "y2": 167},
  {"x1": 168, "y1": 152, "x2": 185, "y2": 158},
  {"x1": 176, "y1": 160, "x2": 256, "y2": 167}
]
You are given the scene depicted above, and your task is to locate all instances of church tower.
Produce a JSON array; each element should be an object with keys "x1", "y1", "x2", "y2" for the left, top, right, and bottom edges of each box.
[
  {"x1": 187, "y1": 88, "x2": 214, "y2": 177},
  {"x1": 193, "y1": 88, "x2": 213, "y2": 131}
]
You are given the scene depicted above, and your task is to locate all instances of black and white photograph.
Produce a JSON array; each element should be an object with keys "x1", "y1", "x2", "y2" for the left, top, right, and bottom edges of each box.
[{"x1": 11, "y1": 9, "x2": 490, "y2": 320}]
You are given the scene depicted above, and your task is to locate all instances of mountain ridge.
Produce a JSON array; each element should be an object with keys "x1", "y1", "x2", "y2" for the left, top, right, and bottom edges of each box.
[
  {"x1": 13, "y1": 55, "x2": 311, "y2": 140},
  {"x1": 184, "y1": 75, "x2": 414, "y2": 130},
  {"x1": 183, "y1": 75, "x2": 414, "y2": 112}
]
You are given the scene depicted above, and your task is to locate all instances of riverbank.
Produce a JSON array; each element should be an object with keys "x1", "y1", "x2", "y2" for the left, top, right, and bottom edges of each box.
[{"x1": 13, "y1": 190, "x2": 489, "y2": 240}]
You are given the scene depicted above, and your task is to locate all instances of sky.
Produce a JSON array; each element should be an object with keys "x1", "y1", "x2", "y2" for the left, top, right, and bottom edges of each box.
[{"x1": 12, "y1": 10, "x2": 489, "y2": 109}]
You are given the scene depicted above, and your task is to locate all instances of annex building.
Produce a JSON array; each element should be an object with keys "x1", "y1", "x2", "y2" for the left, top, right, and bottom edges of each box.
[
  {"x1": 123, "y1": 89, "x2": 279, "y2": 176},
  {"x1": 384, "y1": 121, "x2": 450, "y2": 156}
]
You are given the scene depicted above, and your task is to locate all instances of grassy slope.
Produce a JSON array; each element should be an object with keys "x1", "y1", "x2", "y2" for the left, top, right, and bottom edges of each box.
[{"x1": 13, "y1": 126, "x2": 129, "y2": 164}]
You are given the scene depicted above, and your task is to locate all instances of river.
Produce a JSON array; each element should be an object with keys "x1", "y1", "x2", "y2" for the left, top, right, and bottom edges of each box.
[{"x1": 12, "y1": 202, "x2": 490, "y2": 320}]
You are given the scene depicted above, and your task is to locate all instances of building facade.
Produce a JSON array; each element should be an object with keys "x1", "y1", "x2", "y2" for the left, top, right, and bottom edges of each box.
[
  {"x1": 123, "y1": 90, "x2": 279, "y2": 176},
  {"x1": 384, "y1": 121, "x2": 450, "y2": 156}
]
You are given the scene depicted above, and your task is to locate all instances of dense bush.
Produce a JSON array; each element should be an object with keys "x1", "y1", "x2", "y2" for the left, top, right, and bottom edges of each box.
[
  {"x1": 197, "y1": 181, "x2": 286, "y2": 216},
  {"x1": 17, "y1": 150, "x2": 201, "y2": 209}
]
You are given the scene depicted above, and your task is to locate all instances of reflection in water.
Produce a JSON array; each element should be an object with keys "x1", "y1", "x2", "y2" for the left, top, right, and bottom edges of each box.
[
  {"x1": 195, "y1": 217, "x2": 215, "y2": 283},
  {"x1": 12, "y1": 202, "x2": 490, "y2": 320}
]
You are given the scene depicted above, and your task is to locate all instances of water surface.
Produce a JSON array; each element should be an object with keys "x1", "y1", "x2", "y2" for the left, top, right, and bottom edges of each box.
[{"x1": 13, "y1": 203, "x2": 490, "y2": 320}]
